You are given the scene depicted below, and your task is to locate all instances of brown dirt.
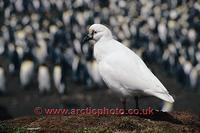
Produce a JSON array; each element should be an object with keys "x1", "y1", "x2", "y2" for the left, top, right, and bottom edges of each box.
[{"x1": 1, "y1": 111, "x2": 200, "y2": 133}]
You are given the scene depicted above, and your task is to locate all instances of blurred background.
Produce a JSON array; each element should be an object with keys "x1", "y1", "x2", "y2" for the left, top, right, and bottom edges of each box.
[{"x1": 0, "y1": 0, "x2": 200, "y2": 120}]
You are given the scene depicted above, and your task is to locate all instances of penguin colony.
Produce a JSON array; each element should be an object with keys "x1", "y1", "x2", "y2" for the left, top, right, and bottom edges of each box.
[{"x1": 0, "y1": 0, "x2": 200, "y2": 95}]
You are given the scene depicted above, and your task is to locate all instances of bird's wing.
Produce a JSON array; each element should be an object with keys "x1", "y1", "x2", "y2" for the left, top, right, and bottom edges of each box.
[{"x1": 99, "y1": 42, "x2": 174, "y2": 102}]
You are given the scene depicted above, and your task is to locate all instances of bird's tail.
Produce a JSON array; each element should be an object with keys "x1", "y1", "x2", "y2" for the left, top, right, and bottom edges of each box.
[
  {"x1": 161, "y1": 101, "x2": 173, "y2": 112},
  {"x1": 151, "y1": 92, "x2": 174, "y2": 112},
  {"x1": 146, "y1": 90, "x2": 174, "y2": 112}
]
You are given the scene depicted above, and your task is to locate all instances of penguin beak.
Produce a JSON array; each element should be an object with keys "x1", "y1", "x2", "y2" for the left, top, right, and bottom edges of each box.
[{"x1": 82, "y1": 32, "x2": 93, "y2": 44}]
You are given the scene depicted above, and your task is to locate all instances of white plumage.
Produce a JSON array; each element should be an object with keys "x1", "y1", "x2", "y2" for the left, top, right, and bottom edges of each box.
[
  {"x1": 85, "y1": 24, "x2": 174, "y2": 112},
  {"x1": 158, "y1": 22, "x2": 167, "y2": 42},
  {"x1": 190, "y1": 67, "x2": 198, "y2": 89},
  {"x1": 34, "y1": 39, "x2": 48, "y2": 64},
  {"x1": 53, "y1": 65, "x2": 65, "y2": 94},
  {"x1": 0, "y1": 67, "x2": 6, "y2": 92},
  {"x1": 20, "y1": 60, "x2": 34, "y2": 87},
  {"x1": 72, "y1": 55, "x2": 80, "y2": 73},
  {"x1": 38, "y1": 65, "x2": 51, "y2": 93}
]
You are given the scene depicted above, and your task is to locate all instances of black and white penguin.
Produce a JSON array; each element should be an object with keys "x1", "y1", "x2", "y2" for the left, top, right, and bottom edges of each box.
[
  {"x1": 8, "y1": 44, "x2": 21, "y2": 75},
  {"x1": 38, "y1": 63, "x2": 51, "y2": 94},
  {"x1": 33, "y1": 38, "x2": 48, "y2": 64},
  {"x1": 86, "y1": 59, "x2": 103, "y2": 87},
  {"x1": 0, "y1": 65, "x2": 6, "y2": 94},
  {"x1": 19, "y1": 48, "x2": 35, "y2": 89},
  {"x1": 53, "y1": 64, "x2": 66, "y2": 95},
  {"x1": 82, "y1": 41, "x2": 103, "y2": 88},
  {"x1": 51, "y1": 46, "x2": 68, "y2": 94}
]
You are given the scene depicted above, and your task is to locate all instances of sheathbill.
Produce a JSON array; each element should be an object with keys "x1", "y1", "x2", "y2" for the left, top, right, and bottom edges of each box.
[{"x1": 82, "y1": 24, "x2": 174, "y2": 112}]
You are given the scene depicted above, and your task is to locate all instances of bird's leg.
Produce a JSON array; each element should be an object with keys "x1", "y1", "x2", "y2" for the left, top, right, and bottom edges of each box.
[
  {"x1": 134, "y1": 96, "x2": 139, "y2": 109},
  {"x1": 121, "y1": 97, "x2": 127, "y2": 113}
]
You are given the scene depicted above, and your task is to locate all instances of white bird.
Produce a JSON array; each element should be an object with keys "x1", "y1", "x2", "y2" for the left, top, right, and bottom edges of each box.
[
  {"x1": 20, "y1": 60, "x2": 34, "y2": 88},
  {"x1": 83, "y1": 24, "x2": 174, "y2": 112},
  {"x1": 53, "y1": 65, "x2": 65, "y2": 94},
  {"x1": 0, "y1": 67, "x2": 6, "y2": 93},
  {"x1": 38, "y1": 64, "x2": 51, "y2": 94}
]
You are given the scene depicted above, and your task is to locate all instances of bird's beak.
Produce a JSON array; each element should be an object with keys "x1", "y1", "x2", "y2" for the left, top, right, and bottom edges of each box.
[
  {"x1": 82, "y1": 32, "x2": 93, "y2": 44},
  {"x1": 35, "y1": 43, "x2": 40, "y2": 47},
  {"x1": 81, "y1": 32, "x2": 94, "y2": 54}
]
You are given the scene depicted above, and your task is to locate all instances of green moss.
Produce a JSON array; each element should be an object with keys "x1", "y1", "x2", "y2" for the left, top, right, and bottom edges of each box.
[
  {"x1": 141, "y1": 126, "x2": 175, "y2": 133},
  {"x1": 76, "y1": 127, "x2": 115, "y2": 133},
  {"x1": 13, "y1": 127, "x2": 30, "y2": 133},
  {"x1": 0, "y1": 123, "x2": 13, "y2": 132},
  {"x1": 114, "y1": 116, "x2": 143, "y2": 131},
  {"x1": 0, "y1": 123, "x2": 37, "y2": 133}
]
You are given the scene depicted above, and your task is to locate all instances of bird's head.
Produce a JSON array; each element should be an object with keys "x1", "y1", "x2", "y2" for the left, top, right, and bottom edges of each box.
[{"x1": 82, "y1": 24, "x2": 112, "y2": 43}]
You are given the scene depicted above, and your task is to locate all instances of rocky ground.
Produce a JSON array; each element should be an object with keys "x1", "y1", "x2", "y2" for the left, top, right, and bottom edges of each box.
[{"x1": 1, "y1": 111, "x2": 200, "y2": 132}]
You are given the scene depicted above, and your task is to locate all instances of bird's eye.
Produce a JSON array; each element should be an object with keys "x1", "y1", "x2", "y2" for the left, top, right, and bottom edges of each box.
[{"x1": 93, "y1": 31, "x2": 97, "y2": 34}]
